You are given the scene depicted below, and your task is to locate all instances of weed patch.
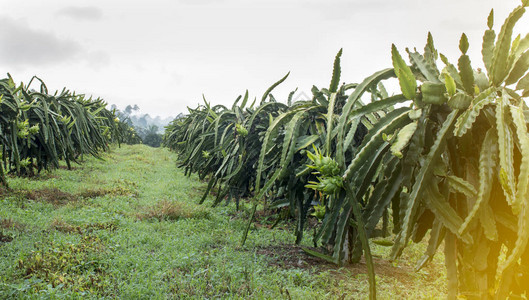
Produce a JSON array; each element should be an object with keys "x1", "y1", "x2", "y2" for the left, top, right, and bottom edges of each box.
[
  {"x1": 0, "y1": 231, "x2": 13, "y2": 243},
  {"x1": 132, "y1": 154, "x2": 154, "y2": 165},
  {"x1": 1, "y1": 218, "x2": 25, "y2": 231},
  {"x1": 80, "y1": 179, "x2": 139, "y2": 198},
  {"x1": 0, "y1": 187, "x2": 9, "y2": 197},
  {"x1": 162, "y1": 267, "x2": 254, "y2": 298},
  {"x1": 78, "y1": 189, "x2": 108, "y2": 198},
  {"x1": 50, "y1": 219, "x2": 117, "y2": 235},
  {"x1": 17, "y1": 235, "x2": 115, "y2": 295},
  {"x1": 1, "y1": 218, "x2": 24, "y2": 244},
  {"x1": 27, "y1": 172, "x2": 59, "y2": 181},
  {"x1": 136, "y1": 200, "x2": 209, "y2": 221},
  {"x1": 79, "y1": 187, "x2": 136, "y2": 198}
]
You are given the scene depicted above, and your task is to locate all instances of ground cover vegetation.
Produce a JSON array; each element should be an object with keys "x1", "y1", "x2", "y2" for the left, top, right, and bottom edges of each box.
[
  {"x1": 0, "y1": 145, "x2": 446, "y2": 298},
  {"x1": 164, "y1": 2, "x2": 529, "y2": 298}
]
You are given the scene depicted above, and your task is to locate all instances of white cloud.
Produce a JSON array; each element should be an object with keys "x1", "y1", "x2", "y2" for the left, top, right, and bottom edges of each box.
[
  {"x1": 86, "y1": 50, "x2": 111, "y2": 70},
  {"x1": 0, "y1": 16, "x2": 112, "y2": 71},
  {"x1": 2, "y1": 0, "x2": 525, "y2": 119},
  {"x1": 56, "y1": 6, "x2": 103, "y2": 21},
  {"x1": 0, "y1": 17, "x2": 81, "y2": 66}
]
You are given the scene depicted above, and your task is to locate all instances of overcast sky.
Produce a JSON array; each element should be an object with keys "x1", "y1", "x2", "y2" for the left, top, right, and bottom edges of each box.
[{"x1": 1, "y1": 0, "x2": 527, "y2": 118}]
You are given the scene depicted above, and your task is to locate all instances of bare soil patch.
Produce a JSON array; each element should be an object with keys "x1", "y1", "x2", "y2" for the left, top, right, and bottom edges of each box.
[
  {"x1": 26, "y1": 188, "x2": 79, "y2": 206},
  {"x1": 256, "y1": 244, "x2": 335, "y2": 270},
  {"x1": 58, "y1": 165, "x2": 77, "y2": 170},
  {"x1": 256, "y1": 243, "x2": 416, "y2": 285}
]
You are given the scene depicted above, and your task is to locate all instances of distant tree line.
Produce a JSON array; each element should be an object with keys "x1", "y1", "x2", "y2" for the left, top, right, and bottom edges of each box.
[{"x1": 112, "y1": 104, "x2": 173, "y2": 147}]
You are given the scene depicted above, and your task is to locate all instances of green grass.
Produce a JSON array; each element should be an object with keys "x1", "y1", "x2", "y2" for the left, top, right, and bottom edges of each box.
[{"x1": 0, "y1": 145, "x2": 446, "y2": 299}]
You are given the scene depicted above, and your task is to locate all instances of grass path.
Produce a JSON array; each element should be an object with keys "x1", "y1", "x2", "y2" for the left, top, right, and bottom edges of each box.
[{"x1": 0, "y1": 145, "x2": 446, "y2": 299}]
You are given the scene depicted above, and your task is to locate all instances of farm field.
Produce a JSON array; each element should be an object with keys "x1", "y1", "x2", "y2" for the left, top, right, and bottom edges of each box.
[
  {"x1": 3, "y1": 2, "x2": 529, "y2": 298},
  {"x1": 0, "y1": 144, "x2": 446, "y2": 299}
]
